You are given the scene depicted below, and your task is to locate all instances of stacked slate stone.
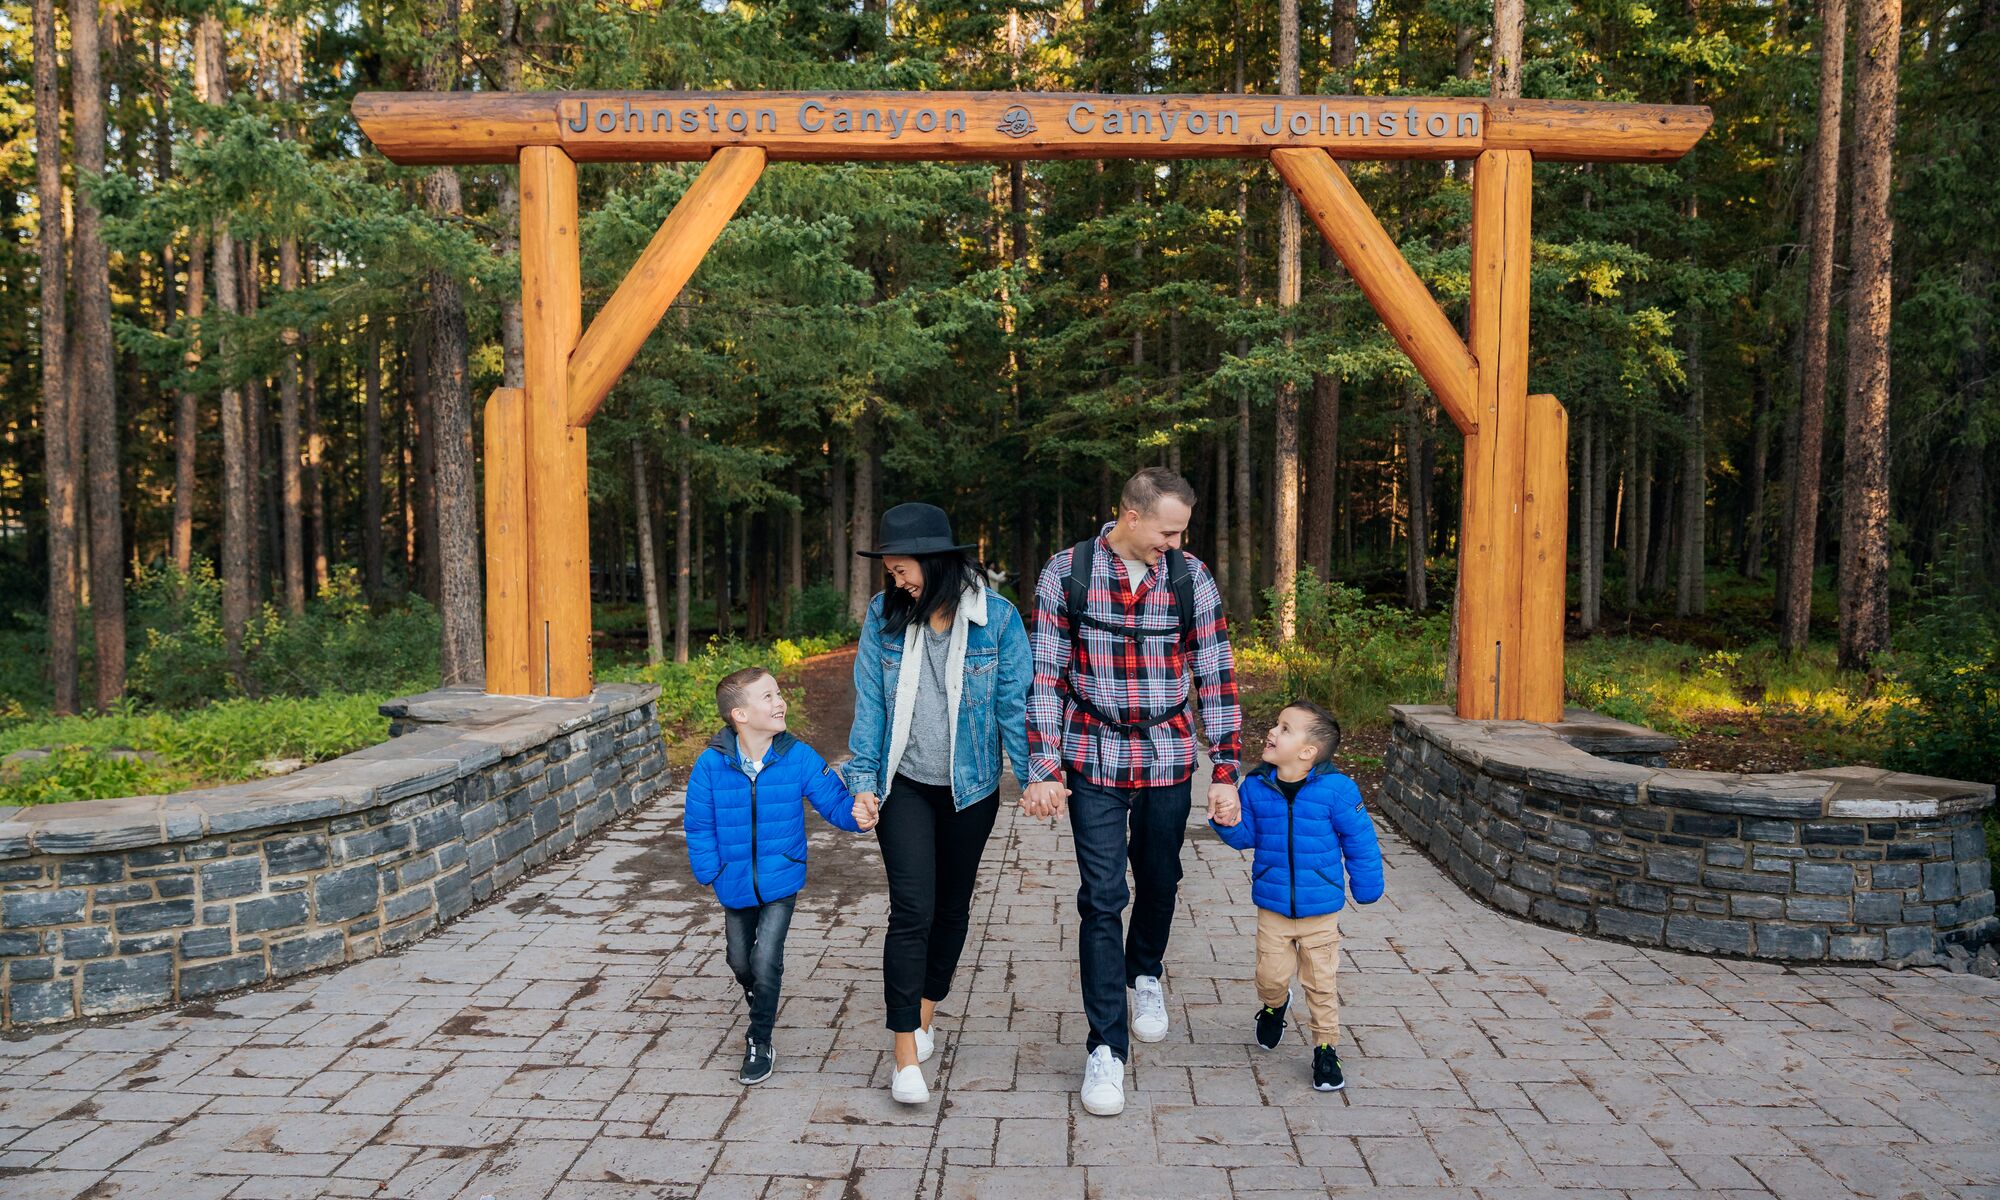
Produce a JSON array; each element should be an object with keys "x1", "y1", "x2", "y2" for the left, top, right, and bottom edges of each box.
[
  {"x1": 1380, "y1": 706, "x2": 1996, "y2": 968},
  {"x1": 0, "y1": 685, "x2": 669, "y2": 1029}
]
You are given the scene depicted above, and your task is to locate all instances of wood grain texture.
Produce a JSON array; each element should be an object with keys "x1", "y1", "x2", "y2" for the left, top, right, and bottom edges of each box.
[
  {"x1": 519, "y1": 146, "x2": 593, "y2": 698},
  {"x1": 568, "y1": 147, "x2": 765, "y2": 426},
  {"x1": 482, "y1": 387, "x2": 531, "y2": 695},
  {"x1": 353, "y1": 91, "x2": 1708, "y2": 165},
  {"x1": 1460, "y1": 148, "x2": 1535, "y2": 720},
  {"x1": 1519, "y1": 392, "x2": 1569, "y2": 722},
  {"x1": 1272, "y1": 148, "x2": 1478, "y2": 435}
]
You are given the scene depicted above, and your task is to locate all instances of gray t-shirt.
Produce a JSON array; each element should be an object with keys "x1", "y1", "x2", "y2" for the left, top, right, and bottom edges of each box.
[{"x1": 897, "y1": 623, "x2": 955, "y2": 786}]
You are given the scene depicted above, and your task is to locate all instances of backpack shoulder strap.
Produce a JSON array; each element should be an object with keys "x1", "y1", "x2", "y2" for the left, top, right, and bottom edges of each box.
[
  {"x1": 1166, "y1": 547, "x2": 1197, "y2": 647},
  {"x1": 1063, "y1": 538, "x2": 1096, "y2": 653}
]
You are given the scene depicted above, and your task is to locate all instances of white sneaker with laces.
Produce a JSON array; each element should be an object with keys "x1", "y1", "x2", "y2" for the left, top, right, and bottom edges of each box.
[
  {"x1": 1080, "y1": 1045, "x2": 1125, "y2": 1116},
  {"x1": 915, "y1": 1024, "x2": 935, "y2": 1064},
  {"x1": 890, "y1": 1063, "x2": 929, "y2": 1104},
  {"x1": 1131, "y1": 975, "x2": 1168, "y2": 1043}
]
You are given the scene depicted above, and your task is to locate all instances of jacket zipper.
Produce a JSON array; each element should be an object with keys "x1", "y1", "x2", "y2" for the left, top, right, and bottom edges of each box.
[
  {"x1": 747, "y1": 769, "x2": 764, "y2": 905},
  {"x1": 1284, "y1": 782, "x2": 1299, "y2": 919}
]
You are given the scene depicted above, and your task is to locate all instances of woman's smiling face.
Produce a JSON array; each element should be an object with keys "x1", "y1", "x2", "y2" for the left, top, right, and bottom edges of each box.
[{"x1": 883, "y1": 555, "x2": 925, "y2": 600}]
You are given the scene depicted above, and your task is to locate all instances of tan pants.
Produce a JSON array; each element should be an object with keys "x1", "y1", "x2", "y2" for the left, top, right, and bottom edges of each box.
[{"x1": 1255, "y1": 908, "x2": 1341, "y2": 1047}]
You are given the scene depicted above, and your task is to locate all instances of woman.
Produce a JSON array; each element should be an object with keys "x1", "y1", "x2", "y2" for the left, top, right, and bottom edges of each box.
[{"x1": 846, "y1": 502, "x2": 1033, "y2": 1105}]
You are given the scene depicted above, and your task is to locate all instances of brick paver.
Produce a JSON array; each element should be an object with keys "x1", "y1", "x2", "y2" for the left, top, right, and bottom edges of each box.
[{"x1": 2, "y1": 764, "x2": 1997, "y2": 1198}]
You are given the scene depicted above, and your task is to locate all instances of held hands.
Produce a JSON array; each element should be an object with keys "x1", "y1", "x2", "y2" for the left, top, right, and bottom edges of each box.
[
  {"x1": 1206, "y1": 782, "x2": 1241, "y2": 827},
  {"x1": 1021, "y1": 779, "x2": 1071, "y2": 821},
  {"x1": 852, "y1": 792, "x2": 881, "y2": 831}
]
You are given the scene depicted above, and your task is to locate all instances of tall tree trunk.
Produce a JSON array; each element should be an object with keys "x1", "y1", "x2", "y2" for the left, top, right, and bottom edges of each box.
[
  {"x1": 1580, "y1": 411, "x2": 1598, "y2": 632},
  {"x1": 715, "y1": 505, "x2": 732, "y2": 638},
  {"x1": 276, "y1": 18, "x2": 306, "y2": 614},
  {"x1": 411, "y1": 330, "x2": 439, "y2": 604},
  {"x1": 35, "y1": 0, "x2": 78, "y2": 715},
  {"x1": 71, "y1": 0, "x2": 123, "y2": 709},
  {"x1": 496, "y1": 0, "x2": 525, "y2": 390},
  {"x1": 1838, "y1": 0, "x2": 1899, "y2": 668},
  {"x1": 829, "y1": 437, "x2": 848, "y2": 599},
  {"x1": 632, "y1": 441, "x2": 665, "y2": 664},
  {"x1": 1403, "y1": 384, "x2": 1428, "y2": 611},
  {"x1": 785, "y1": 491, "x2": 803, "y2": 633},
  {"x1": 172, "y1": 232, "x2": 207, "y2": 576},
  {"x1": 200, "y1": 16, "x2": 250, "y2": 676},
  {"x1": 1783, "y1": 0, "x2": 1847, "y2": 650},
  {"x1": 421, "y1": 0, "x2": 483, "y2": 685},
  {"x1": 674, "y1": 414, "x2": 691, "y2": 663},
  {"x1": 1307, "y1": 0, "x2": 1356, "y2": 583},
  {"x1": 1592, "y1": 417, "x2": 1610, "y2": 622},
  {"x1": 1623, "y1": 412, "x2": 1643, "y2": 609},
  {"x1": 278, "y1": 234, "x2": 306, "y2": 615},
  {"x1": 1740, "y1": 365, "x2": 1773, "y2": 577},
  {"x1": 363, "y1": 321, "x2": 385, "y2": 601},
  {"x1": 1214, "y1": 435, "x2": 1232, "y2": 600},
  {"x1": 1271, "y1": 0, "x2": 1302, "y2": 640},
  {"x1": 1772, "y1": 397, "x2": 1800, "y2": 618},
  {"x1": 306, "y1": 351, "x2": 327, "y2": 592},
  {"x1": 848, "y1": 405, "x2": 879, "y2": 624},
  {"x1": 1230, "y1": 45, "x2": 1254, "y2": 620},
  {"x1": 1676, "y1": 309, "x2": 1707, "y2": 617}
]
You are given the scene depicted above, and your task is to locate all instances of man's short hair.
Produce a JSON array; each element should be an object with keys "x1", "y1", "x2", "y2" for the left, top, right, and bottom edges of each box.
[
  {"x1": 1284, "y1": 700, "x2": 1343, "y2": 765},
  {"x1": 1121, "y1": 467, "x2": 1199, "y2": 517},
  {"x1": 716, "y1": 666, "x2": 774, "y2": 728}
]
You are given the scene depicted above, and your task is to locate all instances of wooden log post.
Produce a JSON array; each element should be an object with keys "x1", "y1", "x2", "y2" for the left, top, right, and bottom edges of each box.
[
  {"x1": 1462, "y1": 148, "x2": 1562, "y2": 720},
  {"x1": 519, "y1": 146, "x2": 592, "y2": 697},
  {"x1": 482, "y1": 387, "x2": 531, "y2": 693}
]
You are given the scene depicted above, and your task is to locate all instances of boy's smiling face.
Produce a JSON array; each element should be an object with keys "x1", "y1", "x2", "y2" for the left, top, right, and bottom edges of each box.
[
  {"x1": 729, "y1": 673, "x2": 789, "y2": 738},
  {"x1": 1260, "y1": 706, "x2": 1325, "y2": 772}
]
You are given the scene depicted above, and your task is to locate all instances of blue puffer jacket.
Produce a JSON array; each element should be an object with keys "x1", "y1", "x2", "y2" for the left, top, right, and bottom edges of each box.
[
  {"x1": 1211, "y1": 764, "x2": 1385, "y2": 918},
  {"x1": 684, "y1": 728, "x2": 860, "y2": 909}
]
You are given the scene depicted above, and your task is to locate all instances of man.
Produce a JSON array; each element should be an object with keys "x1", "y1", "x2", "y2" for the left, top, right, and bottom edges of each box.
[{"x1": 1024, "y1": 467, "x2": 1242, "y2": 1116}]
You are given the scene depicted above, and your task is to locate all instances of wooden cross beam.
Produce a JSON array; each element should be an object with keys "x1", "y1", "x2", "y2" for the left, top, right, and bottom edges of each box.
[{"x1": 359, "y1": 89, "x2": 1709, "y2": 716}]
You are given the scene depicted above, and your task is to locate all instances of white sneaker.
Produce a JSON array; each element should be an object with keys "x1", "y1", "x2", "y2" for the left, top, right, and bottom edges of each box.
[
  {"x1": 1131, "y1": 975, "x2": 1168, "y2": 1043},
  {"x1": 915, "y1": 1024, "x2": 935, "y2": 1064},
  {"x1": 1080, "y1": 1045, "x2": 1125, "y2": 1116},
  {"x1": 890, "y1": 1063, "x2": 929, "y2": 1104}
]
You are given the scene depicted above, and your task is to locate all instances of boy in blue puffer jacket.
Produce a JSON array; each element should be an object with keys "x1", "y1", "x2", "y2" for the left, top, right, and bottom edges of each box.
[
  {"x1": 686, "y1": 666, "x2": 871, "y2": 1086},
  {"x1": 1211, "y1": 700, "x2": 1384, "y2": 1092}
]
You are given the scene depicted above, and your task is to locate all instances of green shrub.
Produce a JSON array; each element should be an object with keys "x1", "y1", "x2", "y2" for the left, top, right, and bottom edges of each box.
[
  {"x1": 600, "y1": 632, "x2": 852, "y2": 736},
  {"x1": 1243, "y1": 573, "x2": 1449, "y2": 728},
  {"x1": 128, "y1": 561, "x2": 438, "y2": 707},
  {"x1": 788, "y1": 582, "x2": 857, "y2": 640},
  {"x1": 1883, "y1": 605, "x2": 2000, "y2": 788}
]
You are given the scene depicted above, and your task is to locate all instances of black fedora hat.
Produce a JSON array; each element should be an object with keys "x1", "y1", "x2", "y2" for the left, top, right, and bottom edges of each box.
[{"x1": 857, "y1": 502, "x2": 975, "y2": 558}]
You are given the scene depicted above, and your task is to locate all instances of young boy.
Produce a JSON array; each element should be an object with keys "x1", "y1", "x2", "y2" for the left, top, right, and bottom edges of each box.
[
  {"x1": 1211, "y1": 700, "x2": 1384, "y2": 1091},
  {"x1": 684, "y1": 666, "x2": 873, "y2": 1085}
]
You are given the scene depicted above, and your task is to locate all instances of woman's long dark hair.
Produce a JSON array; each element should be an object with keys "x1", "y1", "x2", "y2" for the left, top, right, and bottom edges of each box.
[{"x1": 879, "y1": 549, "x2": 984, "y2": 637}]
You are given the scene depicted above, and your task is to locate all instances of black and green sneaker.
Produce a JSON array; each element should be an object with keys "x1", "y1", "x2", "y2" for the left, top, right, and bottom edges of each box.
[
  {"x1": 1312, "y1": 1044, "x2": 1345, "y2": 1092},
  {"x1": 1254, "y1": 992, "x2": 1290, "y2": 1050},
  {"x1": 739, "y1": 1040, "x2": 774, "y2": 1085}
]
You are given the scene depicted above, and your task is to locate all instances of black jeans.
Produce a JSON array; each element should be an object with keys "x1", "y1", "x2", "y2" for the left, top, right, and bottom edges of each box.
[
  {"x1": 1067, "y1": 776, "x2": 1193, "y2": 1060},
  {"x1": 877, "y1": 775, "x2": 999, "y2": 1032},
  {"x1": 723, "y1": 894, "x2": 795, "y2": 1045}
]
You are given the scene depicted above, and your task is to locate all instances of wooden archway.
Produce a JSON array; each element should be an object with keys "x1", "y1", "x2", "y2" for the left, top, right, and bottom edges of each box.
[{"x1": 355, "y1": 90, "x2": 1710, "y2": 719}]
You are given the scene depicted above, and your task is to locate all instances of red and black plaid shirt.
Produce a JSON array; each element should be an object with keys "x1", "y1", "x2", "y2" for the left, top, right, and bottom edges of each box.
[{"x1": 1027, "y1": 524, "x2": 1242, "y2": 789}]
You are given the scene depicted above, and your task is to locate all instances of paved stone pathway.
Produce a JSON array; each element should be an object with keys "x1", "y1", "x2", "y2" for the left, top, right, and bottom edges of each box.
[{"x1": 3, "y1": 744, "x2": 1998, "y2": 1197}]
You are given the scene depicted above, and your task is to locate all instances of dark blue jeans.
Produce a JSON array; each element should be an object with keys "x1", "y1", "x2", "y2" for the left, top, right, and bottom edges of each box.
[
  {"x1": 1067, "y1": 776, "x2": 1193, "y2": 1061},
  {"x1": 723, "y1": 894, "x2": 795, "y2": 1045}
]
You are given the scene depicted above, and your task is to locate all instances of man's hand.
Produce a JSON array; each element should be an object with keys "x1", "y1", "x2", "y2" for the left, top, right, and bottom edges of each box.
[
  {"x1": 852, "y1": 792, "x2": 881, "y2": 831},
  {"x1": 1206, "y1": 782, "x2": 1240, "y2": 827},
  {"x1": 1022, "y1": 779, "x2": 1070, "y2": 820}
]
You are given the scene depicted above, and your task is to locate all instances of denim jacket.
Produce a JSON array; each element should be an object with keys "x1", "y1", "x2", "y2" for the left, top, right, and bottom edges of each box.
[{"x1": 846, "y1": 584, "x2": 1034, "y2": 810}]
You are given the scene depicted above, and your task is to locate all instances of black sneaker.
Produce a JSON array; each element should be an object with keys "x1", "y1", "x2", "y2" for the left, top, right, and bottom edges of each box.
[
  {"x1": 1255, "y1": 993, "x2": 1290, "y2": 1050},
  {"x1": 739, "y1": 1040, "x2": 774, "y2": 1085},
  {"x1": 1312, "y1": 1044, "x2": 1345, "y2": 1092}
]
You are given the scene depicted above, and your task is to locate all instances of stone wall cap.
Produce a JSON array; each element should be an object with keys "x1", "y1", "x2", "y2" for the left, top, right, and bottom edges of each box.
[{"x1": 0, "y1": 682, "x2": 662, "y2": 860}]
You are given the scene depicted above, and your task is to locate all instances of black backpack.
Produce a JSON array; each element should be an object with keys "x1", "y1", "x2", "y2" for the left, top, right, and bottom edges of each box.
[{"x1": 1059, "y1": 537, "x2": 1198, "y2": 731}]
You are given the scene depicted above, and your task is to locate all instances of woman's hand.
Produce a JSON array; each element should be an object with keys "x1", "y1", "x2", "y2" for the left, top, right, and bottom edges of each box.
[{"x1": 852, "y1": 792, "x2": 882, "y2": 831}]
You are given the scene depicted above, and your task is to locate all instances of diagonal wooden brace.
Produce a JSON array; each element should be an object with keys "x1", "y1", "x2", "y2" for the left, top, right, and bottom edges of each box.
[
  {"x1": 1271, "y1": 147, "x2": 1479, "y2": 435},
  {"x1": 567, "y1": 146, "x2": 767, "y2": 426}
]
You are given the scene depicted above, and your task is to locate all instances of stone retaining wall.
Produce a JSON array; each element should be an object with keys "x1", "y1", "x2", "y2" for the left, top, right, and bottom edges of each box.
[
  {"x1": 1381, "y1": 705, "x2": 1995, "y2": 966},
  {"x1": 0, "y1": 685, "x2": 667, "y2": 1030}
]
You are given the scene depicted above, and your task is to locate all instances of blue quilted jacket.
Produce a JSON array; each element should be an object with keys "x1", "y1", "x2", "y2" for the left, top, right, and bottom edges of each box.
[
  {"x1": 1211, "y1": 764, "x2": 1385, "y2": 918},
  {"x1": 684, "y1": 729, "x2": 860, "y2": 909}
]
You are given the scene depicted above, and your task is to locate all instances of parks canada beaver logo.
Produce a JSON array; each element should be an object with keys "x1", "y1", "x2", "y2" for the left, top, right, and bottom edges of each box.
[{"x1": 997, "y1": 106, "x2": 1037, "y2": 138}]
